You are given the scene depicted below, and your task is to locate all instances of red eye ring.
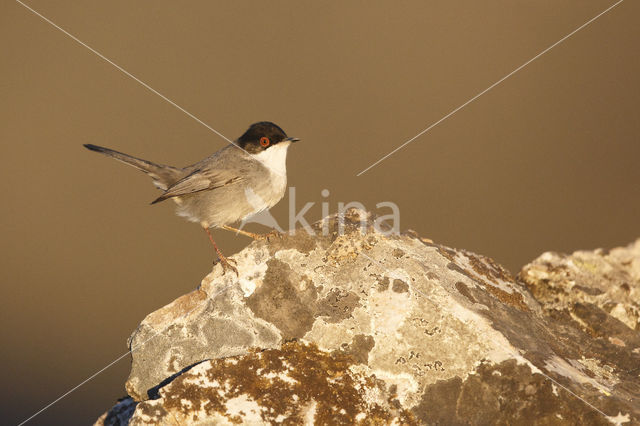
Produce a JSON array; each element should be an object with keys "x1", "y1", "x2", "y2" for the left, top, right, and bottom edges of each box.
[{"x1": 259, "y1": 137, "x2": 270, "y2": 147}]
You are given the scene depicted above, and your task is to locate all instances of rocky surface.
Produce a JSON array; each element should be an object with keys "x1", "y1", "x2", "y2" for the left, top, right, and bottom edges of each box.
[
  {"x1": 97, "y1": 210, "x2": 639, "y2": 425},
  {"x1": 520, "y1": 241, "x2": 640, "y2": 333}
]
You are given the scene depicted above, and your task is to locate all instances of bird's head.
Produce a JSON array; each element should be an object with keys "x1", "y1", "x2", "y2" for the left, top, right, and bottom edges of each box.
[{"x1": 237, "y1": 122, "x2": 299, "y2": 154}]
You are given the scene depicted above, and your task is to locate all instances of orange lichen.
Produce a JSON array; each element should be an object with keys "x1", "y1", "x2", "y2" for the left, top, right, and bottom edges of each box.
[{"x1": 157, "y1": 341, "x2": 416, "y2": 424}]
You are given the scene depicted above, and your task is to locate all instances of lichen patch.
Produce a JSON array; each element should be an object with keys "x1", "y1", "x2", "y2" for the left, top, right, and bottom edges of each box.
[{"x1": 133, "y1": 342, "x2": 415, "y2": 425}]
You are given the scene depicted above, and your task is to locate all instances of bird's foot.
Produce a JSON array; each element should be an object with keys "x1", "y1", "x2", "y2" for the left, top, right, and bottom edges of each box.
[
  {"x1": 252, "y1": 230, "x2": 283, "y2": 242},
  {"x1": 214, "y1": 255, "x2": 238, "y2": 276}
]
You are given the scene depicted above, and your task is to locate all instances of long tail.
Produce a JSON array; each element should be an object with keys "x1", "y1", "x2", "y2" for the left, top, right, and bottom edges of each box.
[{"x1": 83, "y1": 144, "x2": 182, "y2": 190}]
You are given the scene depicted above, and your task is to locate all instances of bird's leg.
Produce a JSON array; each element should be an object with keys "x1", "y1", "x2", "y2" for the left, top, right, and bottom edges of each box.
[
  {"x1": 221, "y1": 225, "x2": 282, "y2": 242},
  {"x1": 204, "y1": 227, "x2": 238, "y2": 276}
]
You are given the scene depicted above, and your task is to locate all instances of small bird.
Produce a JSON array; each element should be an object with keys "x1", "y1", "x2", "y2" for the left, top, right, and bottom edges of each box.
[{"x1": 84, "y1": 121, "x2": 299, "y2": 275}]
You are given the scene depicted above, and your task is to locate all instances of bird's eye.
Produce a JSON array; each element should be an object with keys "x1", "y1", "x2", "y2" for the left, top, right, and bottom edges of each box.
[{"x1": 259, "y1": 137, "x2": 270, "y2": 147}]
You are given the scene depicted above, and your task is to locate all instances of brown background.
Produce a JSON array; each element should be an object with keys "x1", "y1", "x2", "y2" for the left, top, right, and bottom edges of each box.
[{"x1": 2, "y1": 1, "x2": 639, "y2": 424}]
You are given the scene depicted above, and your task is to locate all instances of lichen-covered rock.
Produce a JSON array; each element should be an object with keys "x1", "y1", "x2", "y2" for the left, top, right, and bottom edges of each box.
[
  {"x1": 126, "y1": 341, "x2": 413, "y2": 425},
  {"x1": 97, "y1": 210, "x2": 639, "y2": 425},
  {"x1": 520, "y1": 240, "x2": 640, "y2": 332}
]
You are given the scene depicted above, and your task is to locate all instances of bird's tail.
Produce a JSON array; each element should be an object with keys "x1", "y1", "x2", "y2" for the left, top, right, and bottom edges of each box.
[{"x1": 83, "y1": 144, "x2": 182, "y2": 190}]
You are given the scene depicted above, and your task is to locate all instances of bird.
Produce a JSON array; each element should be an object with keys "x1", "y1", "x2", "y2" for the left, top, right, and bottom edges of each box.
[{"x1": 84, "y1": 121, "x2": 300, "y2": 275}]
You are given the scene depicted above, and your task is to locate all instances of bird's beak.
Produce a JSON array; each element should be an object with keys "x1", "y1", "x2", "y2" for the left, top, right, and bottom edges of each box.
[{"x1": 285, "y1": 137, "x2": 300, "y2": 143}]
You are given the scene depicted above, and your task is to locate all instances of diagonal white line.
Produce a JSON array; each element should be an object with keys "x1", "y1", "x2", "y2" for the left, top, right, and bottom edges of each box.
[
  {"x1": 17, "y1": 282, "x2": 234, "y2": 426},
  {"x1": 356, "y1": 0, "x2": 625, "y2": 176},
  {"x1": 15, "y1": 0, "x2": 287, "y2": 177},
  {"x1": 17, "y1": 351, "x2": 133, "y2": 426},
  {"x1": 14, "y1": 0, "x2": 234, "y2": 145}
]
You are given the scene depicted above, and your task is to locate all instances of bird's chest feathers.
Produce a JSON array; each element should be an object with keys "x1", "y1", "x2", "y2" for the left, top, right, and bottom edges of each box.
[{"x1": 251, "y1": 143, "x2": 290, "y2": 194}]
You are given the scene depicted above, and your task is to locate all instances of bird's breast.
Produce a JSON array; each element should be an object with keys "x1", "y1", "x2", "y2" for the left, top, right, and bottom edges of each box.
[{"x1": 250, "y1": 142, "x2": 290, "y2": 177}]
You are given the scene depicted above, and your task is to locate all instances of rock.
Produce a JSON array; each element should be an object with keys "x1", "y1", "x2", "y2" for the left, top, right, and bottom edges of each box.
[
  {"x1": 96, "y1": 210, "x2": 639, "y2": 425},
  {"x1": 96, "y1": 397, "x2": 137, "y2": 426},
  {"x1": 519, "y1": 240, "x2": 640, "y2": 332},
  {"x1": 125, "y1": 341, "x2": 413, "y2": 425}
]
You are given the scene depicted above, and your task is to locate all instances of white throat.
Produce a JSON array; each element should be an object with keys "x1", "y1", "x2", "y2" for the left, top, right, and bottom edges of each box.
[{"x1": 251, "y1": 141, "x2": 291, "y2": 177}]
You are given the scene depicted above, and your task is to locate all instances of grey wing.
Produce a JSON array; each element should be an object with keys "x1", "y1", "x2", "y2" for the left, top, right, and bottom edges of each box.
[{"x1": 150, "y1": 168, "x2": 243, "y2": 204}]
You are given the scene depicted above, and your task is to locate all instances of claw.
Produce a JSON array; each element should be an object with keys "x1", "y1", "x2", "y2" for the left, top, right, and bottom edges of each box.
[
  {"x1": 256, "y1": 230, "x2": 283, "y2": 242},
  {"x1": 204, "y1": 227, "x2": 239, "y2": 276},
  {"x1": 215, "y1": 254, "x2": 238, "y2": 276},
  {"x1": 219, "y1": 256, "x2": 238, "y2": 276}
]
